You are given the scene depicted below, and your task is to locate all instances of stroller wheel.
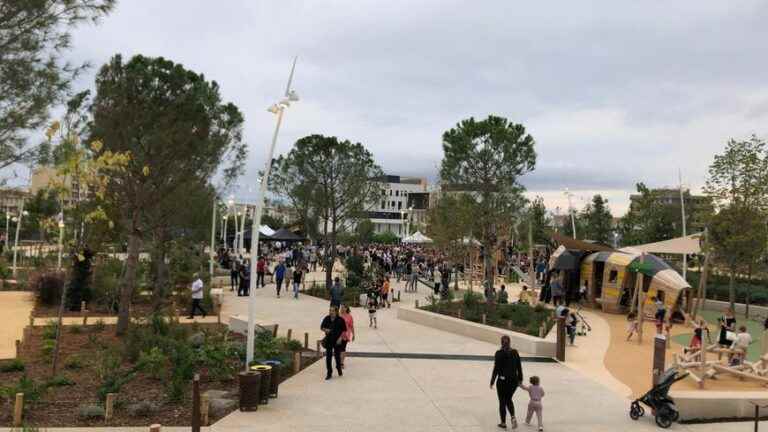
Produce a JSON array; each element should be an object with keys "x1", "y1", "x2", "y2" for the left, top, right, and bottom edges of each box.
[
  {"x1": 629, "y1": 402, "x2": 643, "y2": 420},
  {"x1": 655, "y1": 408, "x2": 673, "y2": 429}
]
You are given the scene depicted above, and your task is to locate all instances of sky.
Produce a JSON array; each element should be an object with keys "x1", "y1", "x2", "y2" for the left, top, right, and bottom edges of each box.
[{"x1": 32, "y1": 0, "x2": 768, "y2": 215}]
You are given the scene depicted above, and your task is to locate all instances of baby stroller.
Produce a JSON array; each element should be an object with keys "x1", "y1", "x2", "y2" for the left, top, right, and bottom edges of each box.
[{"x1": 629, "y1": 368, "x2": 688, "y2": 428}]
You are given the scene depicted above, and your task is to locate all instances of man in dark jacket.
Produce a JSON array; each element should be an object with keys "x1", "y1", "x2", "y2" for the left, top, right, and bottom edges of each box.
[{"x1": 320, "y1": 306, "x2": 347, "y2": 380}]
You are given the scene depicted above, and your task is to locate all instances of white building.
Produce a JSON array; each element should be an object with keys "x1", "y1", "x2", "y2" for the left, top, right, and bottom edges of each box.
[{"x1": 366, "y1": 175, "x2": 428, "y2": 237}]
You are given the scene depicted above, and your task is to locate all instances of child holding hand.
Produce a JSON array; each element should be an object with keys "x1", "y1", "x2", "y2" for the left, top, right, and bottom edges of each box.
[{"x1": 521, "y1": 375, "x2": 545, "y2": 431}]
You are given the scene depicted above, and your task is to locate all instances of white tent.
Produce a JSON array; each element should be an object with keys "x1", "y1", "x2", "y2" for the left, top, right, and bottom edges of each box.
[
  {"x1": 621, "y1": 233, "x2": 702, "y2": 255},
  {"x1": 403, "y1": 231, "x2": 433, "y2": 244},
  {"x1": 260, "y1": 225, "x2": 275, "y2": 237}
]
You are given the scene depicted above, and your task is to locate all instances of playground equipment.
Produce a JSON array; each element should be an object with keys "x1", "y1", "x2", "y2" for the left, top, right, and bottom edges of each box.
[{"x1": 672, "y1": 343, "x2": 768, "y2": 389}]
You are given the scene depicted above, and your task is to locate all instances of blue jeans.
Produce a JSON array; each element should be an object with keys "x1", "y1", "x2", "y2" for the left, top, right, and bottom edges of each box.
[{"x1": 293, "y1": 282, "x2": 300, "y2": 298}]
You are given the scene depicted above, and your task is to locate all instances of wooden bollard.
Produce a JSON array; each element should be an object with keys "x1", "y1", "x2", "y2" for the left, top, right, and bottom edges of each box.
[
  {"x1": 28, "y1": 315, "x2": 33, "y2": 327},
  {"x1": 272, "y1": 324, "x2": 279, "y2": 338},
  {"x1": 287, "y1": 329, "x2": 292, "y2": 341},
  {"x1": 105, "y1": 393, "x2": 116, "y2": 420},
  {"x1": 458, "y1": 309, "x2": 462, "y2": 319},
  {"x1": 482, "y1": 314, "x2": 486, "y2": 325},
  {"x1": 15, "y1": 339, "x2": 20, "y2": 358},
  {"x1": 149, "y1": 424, "x2": 162, "y2": 432},
  {"x1": 293, "y1": 351, "x2": 301, "y2": 375},
  {"x1": 304, "y1": 332, "x2": 309, "y2": 349},
  {"x1": 83, "y1": 310, "x2": 88, "y2": 325},
  {"x1": 539, "y1": 323, "x2": 545, "y2": 338},
  {"x1": 415, "y1": 300, "x2": 419, "y2": 308},
  {"x1": 81, "y1": 301, "x2": 87, "y2": 313},
  {"x1": 192, "y1": 374, "x2": 201, "y2": 432},
  {"x1": 13, "y1": 393, "x2": 23, "y2": 427},
  {"x1": 507, "y1": 320, "x2": 512, "y2": 330},
  {"x1": 201, "y1": 395, "x2": 210, "y2": 426}
]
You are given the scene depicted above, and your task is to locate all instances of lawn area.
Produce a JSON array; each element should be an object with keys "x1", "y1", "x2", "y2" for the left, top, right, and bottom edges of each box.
[{"x1": 671, "y1": 309, "x2": 766, "y2": 362}]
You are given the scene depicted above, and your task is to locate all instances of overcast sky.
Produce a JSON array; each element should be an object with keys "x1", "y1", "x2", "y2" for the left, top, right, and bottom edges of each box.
[{"x1": 55, "y1": 0, "x2": 768, "y2": 215}]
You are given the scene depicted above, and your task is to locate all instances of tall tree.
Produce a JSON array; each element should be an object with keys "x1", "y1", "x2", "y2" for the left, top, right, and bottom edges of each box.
[
  {"x1": 0, "y1": 0, "x2": 115, "y2": 169},
  {"x1": 527, "y1": 196, "x2": 551, "y2": 246},
  {"x1": 89, "y1": 54, "x2": 246, "y2": 334},
  {"x1": 618, "y1": 183, "x2": 676, "y2": 245},
  {"x1": 272, "y1": 135, "x2": 383, "y2": 288},
  {"x1": 439, "y1": 115, "x2": 536, "y2": 291},
  {"x1": 581, "y1": 194, "x2": 613, "y2": 244},
  {"x1": 704, "y1": 135, "x2": 768, "y2": 311}
]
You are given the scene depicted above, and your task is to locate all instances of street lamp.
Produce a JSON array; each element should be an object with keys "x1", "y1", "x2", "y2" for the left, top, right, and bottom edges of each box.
[
  {"x1": 57, "y1": 213, "x2": 64, "y2": 270},
  {"x1": 246, "y1": 57, "x2": 300, "y2": 369},
  {"x1": 564, "y1": 188, "x2": 577, "y2": 239},
  {"x1": 11, "y1": 205, "x2": 27, "y2": 277},
  {"x1": 4, "y1": 212, "x2": 10, "y2": 252},
  {"x1": 228, "y1": 197, "x2": 238, "y2": 254},
  {"x1": 209, "y1": 198, "x2": 217, "y2": 285}
]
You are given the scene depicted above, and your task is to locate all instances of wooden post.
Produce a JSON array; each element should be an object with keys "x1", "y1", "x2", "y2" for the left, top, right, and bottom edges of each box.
[
  {"x1": 201, "y1": 394, "x2": 210, "y2": 426},
  {"x1": 507, "y1": 320, "x2": 512, "y2": 330},
  {"x1": 304, "y1": 332, "x2": 309, "y2": 349},
  {"x1": 28, "y1": 315, "x2": 33, "y2": 327},
  {"x1": 81, "y1": 300, "x2": 86, "y2": 313},
  {"x1": 192, "y1": 374, "x2": 201, "y2": 432},
  {"x1": 457, "y1": 309, "x2": 462, "y2": 319},
  {"x1": 539, "y1": 323, "x2": 545, "y2": 338},
  {"x1": 652, "y1": 335, "x2": 666, "y2": 386},
  {"x1": 13, "y1": 393, "x2": 23, "y2": 427},
  {"x1": 293, "y1": 351, "x2": 301, "y2": 375},
  {"x1": 83, "y1": 310, "x2": 88, "y2": 325},
  {"x1": 272, "y1": 324, "x2": 279, "y2": 338},
  {"x1": 149, "y1": 424, "x2": 162, "y2": 432},
  {"x1": 15, "y1": 339, "x2": 20, "y2": 358},
  {"x1": 556, "y1": 317, "x2": 566, "y2": 362},
  {"x1": 105, "y1": 393, "x2": 116, "y2": 420},
  {"x1": 637, "y1": 254, "x2": 645, "y2": 344},
  {"x1": 287, "y1": 329, "x2": 292, "y2": 341},
  {"x1": 482, "y1": 314, "x2": 486, "y2": 325},
  {"x1": 415, "y1": 299, "x2": 419, "y2": 308}
]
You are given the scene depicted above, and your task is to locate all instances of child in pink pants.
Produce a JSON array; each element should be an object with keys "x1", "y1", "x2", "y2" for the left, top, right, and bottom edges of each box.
[{"x1": 521, "y1": 375, "x2": 545, "y2": 431}]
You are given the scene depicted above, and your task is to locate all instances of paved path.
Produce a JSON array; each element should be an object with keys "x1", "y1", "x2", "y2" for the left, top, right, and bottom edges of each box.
[
  {"x1": 215, "y1": 276, "x2": 750, "y2": 432},
  {"x1": 0, "y1": 291, "x2": 33, "y2": 359}
]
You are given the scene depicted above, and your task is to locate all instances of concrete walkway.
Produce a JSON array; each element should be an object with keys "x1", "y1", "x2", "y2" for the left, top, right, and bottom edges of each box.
[
  {"x1": 215, "y1": 276, "x2": 746, "y2": 432},
  {"x1": 0, "y1": 291, "x2": 33, "y2": 359}
]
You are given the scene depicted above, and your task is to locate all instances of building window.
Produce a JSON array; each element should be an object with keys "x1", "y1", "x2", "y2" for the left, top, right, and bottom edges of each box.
[
  {"x1": 398, "y1": 202, "x2": 402, "y2": 210},
  {"x1": 381, "y1": 201, "x2": 385, "y2": 209},
  {"x1": 391, "y1": 201, "x2": 395, "y2": 208},
  {"x1": 395, "y1": 190, "x2": 399, "y2": 196}
]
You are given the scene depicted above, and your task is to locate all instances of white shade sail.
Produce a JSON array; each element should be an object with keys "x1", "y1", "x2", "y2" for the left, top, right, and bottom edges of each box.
[
  {"x1": 621, "y1": 233, "x2": 702, "y2": 255},
  {"x1": 403, "y1": 231, "x2": 433, "y2": 244}
]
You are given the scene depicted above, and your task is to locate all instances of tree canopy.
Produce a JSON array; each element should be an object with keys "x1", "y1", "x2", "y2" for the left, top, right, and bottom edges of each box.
[
  {"x1": 0, "y1": 0, "x2": 115, "y2": 170},
  {"x1": 581, "y1": 194, "x2": 613, "y2": 244}
]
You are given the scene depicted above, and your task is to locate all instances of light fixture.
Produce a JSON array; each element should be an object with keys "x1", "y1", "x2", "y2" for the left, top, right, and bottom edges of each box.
[
  {"x1": 58, "y1": 221, "x2": 64, "y2": 229},
  {"x1": 287, "y1": 90, "x2": 299, "y2": 102},
  {"x1": 267, "y1": 104, "x2": 280, "y2": 114}
]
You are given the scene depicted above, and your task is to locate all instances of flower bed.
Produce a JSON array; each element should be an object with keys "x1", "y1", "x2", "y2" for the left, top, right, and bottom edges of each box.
[
  {"x1": 0, "y1": 317, "x2": 317, "y2": 427},
  {"x1": 420, "y1": 292, "x2": 554, "y2": 337}
]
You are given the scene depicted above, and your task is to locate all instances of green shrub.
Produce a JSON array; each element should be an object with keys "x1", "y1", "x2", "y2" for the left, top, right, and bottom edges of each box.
[
  {"x1": 69, "y1": 324, "x2": 82, "y2": 334},
  {"x1": 42, "y1": 320, "x2": 59, "y2": 340},
  {"x1": 93, "y1": 319, "x2": 106, "y2": 332},
  {"x1": 463, "y1": 291, "x2": 482, "y2": 309},
  {"x1": 0, "y1": 376, "x2": 46, "y2": 403},
  {"x1": 254, "y1": 330, "x2": 281, "y2": 360},
  {"x1": 280, "y1": 338, "x2": 303, "y2": 352},
  {"x1": 40, "y1": 339, "x2": 55, "y2": 358},
  {"x1": 64, "y1": 355, "x2": 84, "y2": 370},
  {"x1": 137, "y1": 347, "x2": 168, "y2": 380},
  {"x1": 47, "y1": 375, "x2": 74, "y2": 387},
  {"x1": 0, "y1": 359, "x2": 25, "y2": 373}
]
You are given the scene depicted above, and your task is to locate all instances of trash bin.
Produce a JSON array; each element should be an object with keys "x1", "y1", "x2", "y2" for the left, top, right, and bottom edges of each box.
[
  {"x1": 250, "y1": 365, "x2": 272, "y2": 405},
  {"x1": 238, "y1": 371, "x2": 261, "y2": 411},
  {"x1": 263, "y1": 360, "x2": 282, "y2": 398}
]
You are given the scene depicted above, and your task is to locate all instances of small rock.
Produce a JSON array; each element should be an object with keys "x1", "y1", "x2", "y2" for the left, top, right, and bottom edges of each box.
[
  {"x1": 209, "y1": 398, "x2": 237, "y2": 418},
  {"x1": 203, "y1": 389, "x2": 232, "y2": 400},
  {"x1": 188, "y1": 332, "x2": 206, "y2": 347},
  {"x1": 78, "y1": 404, "x2": 105, "y2": 419},
  {"x1": 126, "y1": 400, "x2": 160, "y2": 417}
]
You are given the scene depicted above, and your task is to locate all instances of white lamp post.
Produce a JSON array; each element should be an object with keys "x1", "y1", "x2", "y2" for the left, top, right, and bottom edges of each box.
[
  {"x1": 564, "y1": 188, "x2": 577, "y2": 239},
  {"x1": 221, "y1": 215, "x2": 228, "y2": 243},
  {"x1": 246, "y1": 57, "x2": 299, "y2": 369},
  {"x1": 57, "y1": 214, "x2": 64, "y2": 270},
  {"x1": 239, "y1": 206, "x2": 248, "y2": 256},
  {"x1": 4, "y1": 211, "x2": 10, "y2": 252},
  {"x1": 209, "y1": 197, "x2": 217, "y2": 284},
  {"x1": 11, "y1": 203, "x2": 26, "y2": 277},
  {"x1": 228, "y1": 197, "x2": 238, "y2": 254}
]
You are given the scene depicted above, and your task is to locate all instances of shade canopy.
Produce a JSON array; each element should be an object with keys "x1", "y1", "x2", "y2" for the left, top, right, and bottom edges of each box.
[
  {"x1": 548, "y1": 245, "x2": 584, "y2": 271},
  {"x1": 622, "y1": 233, "x2": 702, "y2": 255},
  {"x1": 403, "y1": 231, "x2": 433, "y2": 244},
  {"x1": 268, "y1": 228, "x2": 305, "y2": 242},
  {"x1": 550, "y1": 232, "x2": 615, "y2": 252}
]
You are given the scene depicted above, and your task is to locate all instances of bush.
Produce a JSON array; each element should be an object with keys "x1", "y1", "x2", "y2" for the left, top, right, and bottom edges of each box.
[
  {"x1": 64, "y1": 355, "x2": 84, "y2": 370},
  {"x1": 0, "y1": 359, "x2": 25, "y2": 373},
  {"x1": 137, "y1": 347, "x2": 168, "y2": 380},
  {"x1": 254, "y1": 331, "x2": 281, "y2": 360},
  {"x1": 47, "y1": 375, "x2": 75, "y2": 387},
  {"x1": 42, "y1": 320, "x2": 59, "y2": 340},
  {"x1": 40, "y1": 339, "x2": 55, "y2": 358},
  {"x1": 280, "y1": 338, "x2": 303, "y2": 352},
  {"x1": 69, "y1": 324, "x2": 82, "y2": 334},
  {"x1": 463, "y1": 291, "x2": 482, "y2": 309},
  {"x1": 93, "y1": 319, "x2": 106, "y2": 332},
  {"x1": 91, "y1": 257, "x2": 121, "y2": 311},
  {"x1": 30, "y1": 271, "x2": 65, "y2": 306},
  {"x1": 0, "y1": 376, "x2": 46, "y2": 403}
]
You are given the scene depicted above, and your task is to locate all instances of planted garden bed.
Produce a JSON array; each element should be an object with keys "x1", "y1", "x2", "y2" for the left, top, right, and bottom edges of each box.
[
  {"x1": 420, "y1": 292, "x2": 554, "y2": 337},
  {"x1": 0, "y1": 317, "x2": 317, "y2": 427}
]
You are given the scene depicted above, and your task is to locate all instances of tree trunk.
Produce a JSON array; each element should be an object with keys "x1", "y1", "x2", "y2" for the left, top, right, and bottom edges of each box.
[
  {"x1": 326, "y1": 218, "x2": 336, "y2": 290},
  {"x1": 151, "y1": 233, "x2": 170, "y2": 311},
  {"x1": 728, "y1": 267, "x2": 736, "y2": 312},
  {"x1": 745, "y1": 264, "x2": 752, "y2": 319},
  {"x1": 116, "y1": 217, "x2": 141, "y2": 336}
]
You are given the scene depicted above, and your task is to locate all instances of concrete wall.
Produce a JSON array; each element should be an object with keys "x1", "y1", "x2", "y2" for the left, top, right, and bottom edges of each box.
[
  {"x1": 672, "y1": 390, "x2": 768, "y2": 421},
  {"x1": 701, "y1": 298, "x2": 768, "y2": 317},
  {"x1": 397, "y1": 306, "x2": 556, "y2": 357},
  {"x1": 228, "y1": 315, "x2": 277, "y2": 336}
]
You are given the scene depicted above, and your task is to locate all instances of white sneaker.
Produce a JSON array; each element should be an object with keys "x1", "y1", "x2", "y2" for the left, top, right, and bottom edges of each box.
[{"x1": 510, "y1": 418, "x2": 518, "y2": 429}]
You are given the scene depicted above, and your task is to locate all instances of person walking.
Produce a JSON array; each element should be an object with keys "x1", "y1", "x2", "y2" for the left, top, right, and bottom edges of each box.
[
  {"x1": 256, "y1": 256, "x2": 266, "y2": 288},
  {"x1": 339, "y1": 304, "x2": 355, "y2": 369},
  {"x1": 330, "y1": 277, "x2": 344, "y2": 308},
  {"x1": 274, "y1": 260, "x2": 286, "y2": 298},
  {"x1": 187, "y1": 273, "x2": 207, "y2": 319},
  {"x1": 320, "y1": 306, "x2": 347, "y2": 380},
  {"x1": 238, "y1": 262, "x2": 250, "y2": 297},
  {"x1": 490, "y1": 335, "x2": 523, "y2": 429},
  {"x1": 230, "y1": 260, "x2": 239, "y2": 292},
  {"x1": 292, "y1": 265, "x2": 303, "y2": 299},
  {"x1": 521, "y1": 376, "x2": 545, "y2": 431},
  {"x1": 380, "y1": 277, "x2": 391, "y2": 308}
]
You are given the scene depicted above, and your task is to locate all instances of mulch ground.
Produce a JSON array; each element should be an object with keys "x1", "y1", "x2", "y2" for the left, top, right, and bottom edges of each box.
[{"x1": 0, "y1": 324, "x2": 318, "y2": 427}]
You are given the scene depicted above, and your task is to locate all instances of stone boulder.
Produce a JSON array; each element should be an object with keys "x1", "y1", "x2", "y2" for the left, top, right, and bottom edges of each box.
[
  {"x1": 78, "y1": 404, "x2": 105, "y2": 419},
  {"x1": 209, "y1": 398, "x2": 237, "y2": 418},
  {"x1": 126, "y1": 400, "x2": 160, "y2": 417},
  {"x1": 188, "y1": 332, "x2": 206, "y2": 347}
]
